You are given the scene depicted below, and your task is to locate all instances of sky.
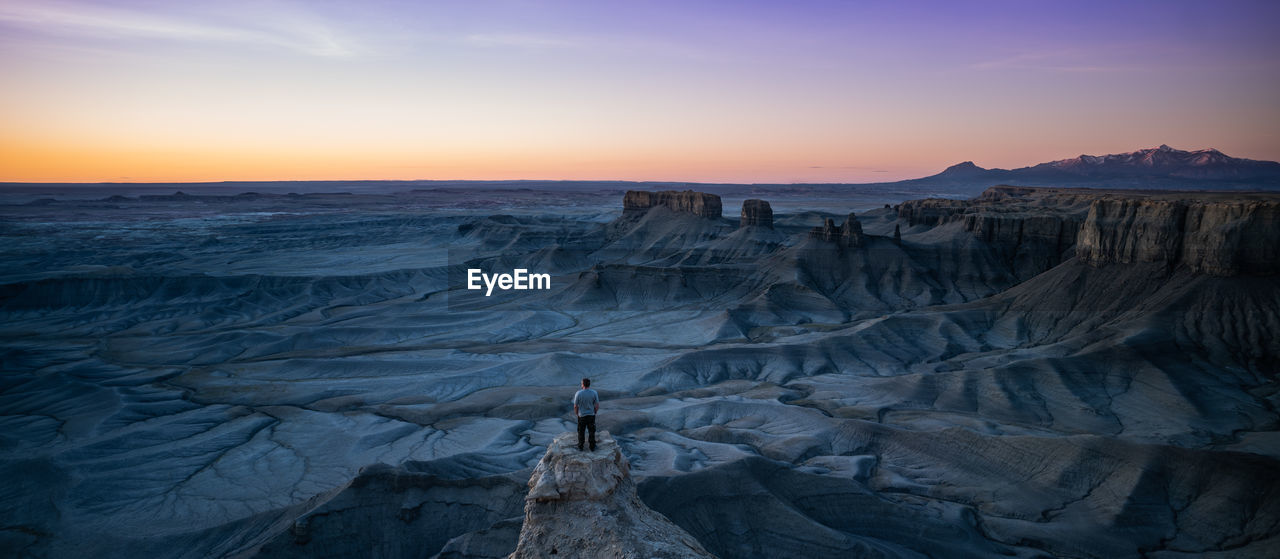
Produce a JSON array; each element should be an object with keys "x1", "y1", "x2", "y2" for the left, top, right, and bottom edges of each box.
[{"x1": 1, "y1": 0, "x2": 1278, "y2": 183}]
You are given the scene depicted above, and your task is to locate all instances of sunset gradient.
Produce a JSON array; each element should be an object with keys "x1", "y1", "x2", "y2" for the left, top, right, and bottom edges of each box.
[{"x1": 2, "y1": 0, "x2": 1278, "y2": 183}]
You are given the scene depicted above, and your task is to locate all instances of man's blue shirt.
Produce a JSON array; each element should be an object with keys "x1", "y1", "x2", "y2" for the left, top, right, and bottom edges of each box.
[{"x1": 573, "y1": 389, "x2": 599, "y2": 417}]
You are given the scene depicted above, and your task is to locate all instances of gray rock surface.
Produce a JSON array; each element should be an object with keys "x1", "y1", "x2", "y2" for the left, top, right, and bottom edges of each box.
[
  {"x1": 2, "y1": 185, "x2": 1279, "y2": 559},
  {"x1": 623, "y1": 190, "x2": 723, "y2": 219},
  {"x1": 434, "y1": 517, "x2": 523, "y2": 559},
  {"x1": 807, "y1": 213, "x2": 864, "y2": 247},
  {"x1": 509, "y1": 432, "x2": 716, "y2": 559},
  {"x1": 739, "y1": 199, "x2": 773, "y2": 228},
  {"x1": 246, "y1": 463, "x2": 528, "y2": 559},
  {"x1": 1077, "y1": 197, "x2": 1280, "y2": 275}
]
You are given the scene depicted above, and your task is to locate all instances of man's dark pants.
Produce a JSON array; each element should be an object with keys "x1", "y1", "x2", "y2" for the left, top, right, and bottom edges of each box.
[{"x1": 577, "y1": 414, "x2": 596, "y2": 451}]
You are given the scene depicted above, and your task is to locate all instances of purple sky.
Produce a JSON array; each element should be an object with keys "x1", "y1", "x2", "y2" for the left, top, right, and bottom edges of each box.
[{"x1": 2, "y1": 0, "x2": 1278, "y2": 182}]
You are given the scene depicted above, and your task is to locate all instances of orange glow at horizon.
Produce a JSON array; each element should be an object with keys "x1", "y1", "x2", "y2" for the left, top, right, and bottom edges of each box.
[
  {"x1": 3, "y1": 138, "x2": 936, "y2": 184},
  {"x1": 2, "y1": 1, "x2": 1278, "y2": 184}
]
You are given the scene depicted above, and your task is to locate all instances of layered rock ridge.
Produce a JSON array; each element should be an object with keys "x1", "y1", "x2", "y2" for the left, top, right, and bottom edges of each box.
[
  {"x1": 509, "y1": 432, "x2": 716, "y2": 559},
  {"x1": 739, "y1": 199, "x2": 773, "y2": 228},
  {"x1": 894, "y1": 189, "x2": 1084, "y2": 275},
  {"x1": 895, "y1": 185, "x2": 1280, "y2": 277},
  {"x1": 1077, "y1": 197, "x2": 1280, "y2": 275},
  {"x1": 896, "y1": 186, "x2": 1091, "y2": 237},
  {"x1": 808, "y1": 213, "x2": 865, "y2": 247},
  {"x1": 623, "y1": 190, "x2": 722, "y2": 219}
]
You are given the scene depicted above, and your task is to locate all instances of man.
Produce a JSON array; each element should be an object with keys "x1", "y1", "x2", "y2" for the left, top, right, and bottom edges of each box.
[{"x1": 573, "y1": 378, "x2": 599, "y2": 451}]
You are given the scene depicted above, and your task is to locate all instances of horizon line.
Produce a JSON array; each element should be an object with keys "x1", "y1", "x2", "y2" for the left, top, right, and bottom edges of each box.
[{"x1": 0, "y1": 177, "x2": 914, "y2": 187}]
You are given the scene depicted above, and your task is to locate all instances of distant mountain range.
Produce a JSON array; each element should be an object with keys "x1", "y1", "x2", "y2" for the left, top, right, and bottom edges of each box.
[
  {"x1": 900, "y1": 145, "x2": 1280, "y2": 190},
  {"x1": 3, "y1": 145, "x2": 1277, "y2": 195}
]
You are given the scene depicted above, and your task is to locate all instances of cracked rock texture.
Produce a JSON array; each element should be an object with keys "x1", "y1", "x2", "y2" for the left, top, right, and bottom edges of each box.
[{"x1": 509, "y1": 432, "x2": 716, "y2": 559}]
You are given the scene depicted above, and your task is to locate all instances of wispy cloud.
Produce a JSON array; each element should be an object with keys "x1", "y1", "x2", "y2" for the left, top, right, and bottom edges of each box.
[
  {"x1": 808, "y1": 165, "x2": 883, "y2": 171},
  {"x1": 0, "y1": 1, "x2": 358, "y2": 57},
  {"x1": 453, "y1": 30, "x2": 718, "y2": 62},
  {"x1": 463, "y1": 33, "x2": 579, "y2": 49},
  {"x1": 969, "y1": 49, "x2": 1134, "y2": 73}
]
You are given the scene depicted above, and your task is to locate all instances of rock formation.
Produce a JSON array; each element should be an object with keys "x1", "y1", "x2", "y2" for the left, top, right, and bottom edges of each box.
[
  {"x1": 962, "y1": 213, "x2": 1080, "y2": 257},
  {"x1": 739, "y1": 199, "x2": 773, "y2": 228},
  {"x1": 808, "y1": 213, "x2": 864, "y2": 247},
  {"x1": 841, "y1": 214, "x2": 865, "y2": 247},
  {"x1": 623, "y1": 190, "x2": 722, "y2": 219},
  {"x1": 508, "y1": 432, "x2": 716, "y2": 559},
  {"x1": 893, "y1": 186, "x2": 1280, "y2": 277},
  {"x1": 8, "y1": 184, "x2": 1280, "y2": 559},
  {"x1": 1076, "y1": 197, "x2": 1280, "y2": 275},
  {"x1": 896, "y1": 197, "x2": 970, "y2": 227},
  {"x1": 894, "y1": 187, "x2": 1093, "y2": 272},
  {"x1": 606, "y1": 190, "x2": 735, "y2": 249},
  {"x1": 896, "y1": 186, "x2": 1097, "y2": 228},
  {"x1": 250, "y1": 463, "x2": 528, "y2": 559}
]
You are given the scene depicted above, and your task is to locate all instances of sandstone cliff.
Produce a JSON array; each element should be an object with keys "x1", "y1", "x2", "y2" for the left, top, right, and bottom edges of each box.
[
  {"x1": 1076, "y1": 198, "x2": 1280, "y2": 275},
  {"x1": 739, "y1": 199, "x2": 773, "y2": 228},
  {"x1": 808, "y1": 213, "x2": 865, "y2": 247},
  {"x1": 896, "y1": 186, "x2": 1280, "y2": 277},
  {"x1": 962, "y1": 212, "x2": 1080, "y2": 257},
  {"x1": 623, "y1": 190, "x2": 722, "y2": 219},
  {"x1": 896, "y1": 198, "x2": 970, "y2": 227},
  {"x1": 896, "y1": 186, "x2": 1096, "y2": 229},
  {"x1": 894, "y1": 187, "x2": 1095, "y2": 274},
  {"x1": 509, "y1": 432, "x2": 716, "y2": 559}
]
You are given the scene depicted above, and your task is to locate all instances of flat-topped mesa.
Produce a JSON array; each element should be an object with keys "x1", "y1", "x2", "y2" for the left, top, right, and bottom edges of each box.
[
  {"x1": 809, "y1": 213, "x2": 865, "y2": 247},
  {"x1": 962, "y1": 213, "x2": 1081, "y2": 256},
  {"x1": 894, "y1": 186, "x2": 1280, "y2": 276},
  {"x1": 897, "y1": 186, "x2": 1100, "y2": 227},
  {"x1": 897, "y1": 198, "x2": 970, "y2": 227},
  {"x1": 896, "y1": 188, "x2": 1089, "y2": 261},
  {"x1": 509, "y1": 432, "x2": 716, "y2": 559},
  {"x1": 739, "y1": 199, "x2": 773, "y2": 228},
  {"x1": 623, "y1": 190, "x2": 722, "y2": 219},
  {"x1": 1077, "y1": 198, "x2": 1280, "y2": 276}
]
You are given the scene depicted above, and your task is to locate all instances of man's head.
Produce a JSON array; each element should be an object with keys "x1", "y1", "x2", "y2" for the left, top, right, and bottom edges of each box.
[{"x1": 581, "y1": 378, "x2": 591, "y2": 388}]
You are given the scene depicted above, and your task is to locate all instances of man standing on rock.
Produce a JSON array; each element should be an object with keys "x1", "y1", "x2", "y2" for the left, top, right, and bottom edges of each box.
[{"x1": 573, "y1": 378, "x2": 599, "y2": 451}]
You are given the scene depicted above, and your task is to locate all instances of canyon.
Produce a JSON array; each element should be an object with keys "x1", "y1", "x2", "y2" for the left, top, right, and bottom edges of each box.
[{"x1": 1, "y1": 183, "x2": 1277, "y2": 558}]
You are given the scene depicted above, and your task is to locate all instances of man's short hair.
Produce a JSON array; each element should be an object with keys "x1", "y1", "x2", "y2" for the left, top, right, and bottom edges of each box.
[{"x1": 581, "y1": 378, "x2": 591, "y2": 388}]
